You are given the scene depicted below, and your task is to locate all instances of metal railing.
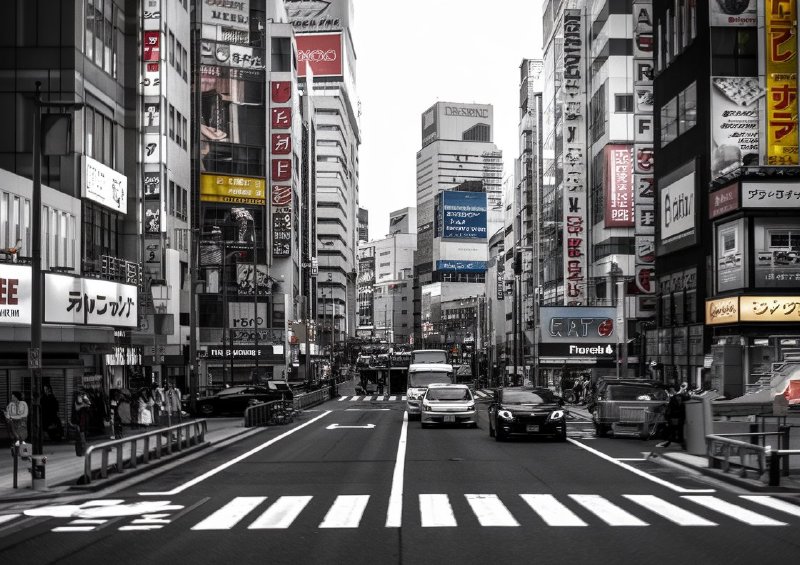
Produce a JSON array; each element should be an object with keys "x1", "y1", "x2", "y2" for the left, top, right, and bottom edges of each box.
[
  {"x1": 706, "y1": 427, "x2": 796, "y2": 486},
  {"x1": 82, "y1": 419, "x2": 207, "y2": 484},
  {"x1": 294, "y1": 385, "x2": 334, "y2": 410},
  {"x1": 244, "y1": 386, "x2": 335, "y2": 428}
]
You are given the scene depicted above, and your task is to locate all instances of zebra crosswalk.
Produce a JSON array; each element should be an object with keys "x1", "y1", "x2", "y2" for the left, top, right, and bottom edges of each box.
[
  {"x1": 13, "y1": 493, "x2": 799, "y2": 533},
  {"x1": 337, "y1": 390, "x2": 496, "y2": 403}
]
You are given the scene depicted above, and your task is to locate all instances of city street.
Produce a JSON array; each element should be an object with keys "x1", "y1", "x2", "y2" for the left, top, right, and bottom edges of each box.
[{"x1": 0, "y1": 396, "x2": 798, "y2": 564}]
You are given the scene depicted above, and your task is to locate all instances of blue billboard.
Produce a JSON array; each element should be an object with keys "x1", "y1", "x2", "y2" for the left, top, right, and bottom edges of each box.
[
  {"x1": 436, "y1": 260, "x2": 487, "y2": 273},
  {"x1": 436, "y1": 191, "x2": 488, "y2": 240}
]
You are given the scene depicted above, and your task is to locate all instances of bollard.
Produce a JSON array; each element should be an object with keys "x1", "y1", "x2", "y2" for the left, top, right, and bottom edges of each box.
[
  {"x1": 31, "y1": 455, "x2": 47, "y2": 490},
  {"x1": 769, "y1": 450, "x2": 781, "y2": 487}
]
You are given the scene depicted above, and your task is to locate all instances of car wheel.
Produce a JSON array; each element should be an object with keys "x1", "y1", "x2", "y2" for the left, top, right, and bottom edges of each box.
[
  {"x1": 495, "y1": 428, "x2": 506, "y2": 442},
  {"x1": 198, "y1": 403, "x2": 214, "y2": 416},
  {"x1": 594, "y1": 423, "x2": 607, "y2": 437},
  {"x1": 488, "y1": 418, "x2": 495, "y2": 437},
  {"x1": 557, "y1": 426, "x2": 568, "y2": 442}
]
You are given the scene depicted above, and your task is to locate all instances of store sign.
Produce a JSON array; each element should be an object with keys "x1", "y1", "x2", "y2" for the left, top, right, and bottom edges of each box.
[
  {"x1": 742, "y1": 181, "x2": 800, "y2": 208},
  {"x1": 437, "y1": 191, "x2": 487, "y2": 240},
  {"x1": 765, "y1": 0, "x2": 798, "y2": 165},
  {"x1": 605, "y1": 145, "x2": 634, "y2": 227},
  {"x1": 436, "y1": 260, "x2": 487, "y2": 273},
  {"x1": 0, "y1": 265, "x2": 32, "y2": 325},
  {"x1": 710, "y1": 76, "x2": 763, "y2": 180},
  {"x1": 539, "y1": 307, "x2": 616, "y2": 343},
  {"x1": 200, "y1": 173, "x2": 265, "y2": 204},
  {"x1": 705, "y1": 297, "x2": 740, "y2": 325},
  {"x1": 709, "y1": 183, "x2": 739, "y2": 218},
  {"x1": 201, "y1": 0, "x2": 250, "y2": 44},
  {"x1": 741, "y1": 296, "x2": 800, "y2": 322},
  {"x1": 84, "y1": 156, "x2": 128, "y2": 214},
  {"x1": 538, "y1": 342, "x2": 616, "y2": 359},
  {"x1": 44, "y1": 274, "x2": 138, "y2": 328},
  {"x1": 296, "y1": 33, "x2": 343, "y2": 78},
  {"x1": 717, "y1": 219, "x2": 746, "y2": 292},
  {"x1": 659, "y1": 170, "x2": 695, "y2": 243},
  {"x1": 203, "y1": 347, "x2": 275, "y2": 360},
  {"x1": 710, "y1": 0, "x2": 757, "y2": 27},
  {"x1": 286, "y1": 0, "x2": 348, "y2": 31}
]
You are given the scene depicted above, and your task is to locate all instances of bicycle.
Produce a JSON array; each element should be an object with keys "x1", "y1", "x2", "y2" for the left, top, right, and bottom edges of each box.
[{"x1": 268, "y1": 400, "x2": 295, "y2": 425}]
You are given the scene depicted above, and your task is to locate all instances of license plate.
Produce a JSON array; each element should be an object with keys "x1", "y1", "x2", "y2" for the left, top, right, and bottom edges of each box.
[
  {"x1": 444, "y1": 415, "x2": 455, "y2": 423},
  {"x1": 526, "y1": 424, "x2": 539, "y2": 432}
]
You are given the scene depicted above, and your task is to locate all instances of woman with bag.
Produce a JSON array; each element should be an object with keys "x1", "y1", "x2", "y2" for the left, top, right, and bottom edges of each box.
[
  {"x1": 5, "y1": 391, "x2": 29, "y2": 445},
  {"x1": 137, "y1": 389, "x2": 153, "y2": 427}
]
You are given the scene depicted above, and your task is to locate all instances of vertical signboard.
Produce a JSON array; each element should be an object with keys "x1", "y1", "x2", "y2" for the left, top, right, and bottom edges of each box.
[
  {"x1": 271, "y1": 77, "x2": 293, "y2": 258},
  {"x1": 710, "y1": 77, "x2": 764, "y2": 180},
  {"x1": 765, "y1": 0, "x2": 799, "y2": 165},
  {"x1": 604, "y1": 145, "x2": 634, "y2": 227},
  {"x1": 562, "y1": 10, "x2": 587, "y2": 306}
]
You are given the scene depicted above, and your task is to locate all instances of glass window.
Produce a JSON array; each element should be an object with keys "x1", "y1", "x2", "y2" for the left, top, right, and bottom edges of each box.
[
  {"x1": 615, "y1": 94, "x2": 634, "y2": 113},
  {"x1": 682, "y1": 82, "x2": 697, "y2": 132},
  {"x1": 169, "y1": 105, "x2": 175, "y2": 139},
  {"x1": 103, "y1": 1, "x2": 112, "y2": 74},
  {"x1": 85, "y1": 0, "x2": 95, "y2": 59},
  {"x1": 176, "y1": 40, "x2": 182, "y2": 76},
  {"x1": 0, "y1": 192, "x2": 8, "y2": 249},
  {"x1": 169, "y1": 31, "x2": 175, "y2": 66},
  {"x1": 660, "y1": 97, "x2": 678, "y2": 146}
]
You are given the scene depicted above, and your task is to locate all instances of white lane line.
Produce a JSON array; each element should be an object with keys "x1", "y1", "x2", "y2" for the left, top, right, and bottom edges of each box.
[
  {"x1": 53, "y1": 527, "x2": 96, "y2": 532},
  {"x1": 118, "y1": 525, "x2": 163, "y2": 531},
  {"x1": 624, "y1": 495, "x2": 717, "y2": 526},
  {"x1": 401, "y1": 395, "x2": 407, "y2": 401},
  {"x1": 139, "y1": 411, "x2": 332, "y2": 496},
  {"x1": 520, "y1": 494, "x2": 587, "y2": 526},
  {"x1": 249, "y1": 496, "x2": 312, "y2": 529},
  {"x1": 191, "y1": 497, "x2": 266, "y2": 530},
  {"x1": 683, "y1": 496, "x2": 787, "y2": 526},
  {"x1": 569, "y1": 495, "x2": 648, "y2": 526},
  {"x1": 69, "y1": 519, "x2": 107, "y2": 525},
  {"x1": 385, "y1": 410, "x2": 409, "y2": 528},
  {"x1": 566, "y1": 438, "x2": 716, "y2": 493},
  {"x1": 741, "y1": 495, "x2": 800, "y2": 518},
  {"x1": 420, "y1": 494, "x2": 457, "y2": 527},
  {"x1": 465, "y1": 494, "x2": 519, "y2": 527},
  {"x1": 617, "y1": 458, "x2": 648, "y2": 461},
  {"x1": 319, "y1": 495, "x2": 370, "y2": 528},
  {"x1": 345, "y1": 408, "x2": 390, "y2": 411},
  {"x1": 389, "y1": 396, "x2": 397, "y2": 401},
  {"x1": 0, "y1": 515, "x2": 20, "y2": 525}
]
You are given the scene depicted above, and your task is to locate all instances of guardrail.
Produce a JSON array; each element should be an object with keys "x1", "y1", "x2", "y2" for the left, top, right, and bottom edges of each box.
[
  {"x1": 294, "y1": 385, "x2": 334, "y2": 410},
  {"x1": 244, "y1": 386, "x2": 334, "y2": 428},
  {"x1": 81, "y1": 419, "x2": 207, "y2": 485},
  {"x1": 706, "y1": 427, "x2": 797, "y2": 486}
]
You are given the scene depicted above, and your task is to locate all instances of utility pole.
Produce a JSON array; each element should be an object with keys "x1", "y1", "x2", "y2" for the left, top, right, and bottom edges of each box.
[{"x1": 252, "y1": 219, "x2": 259, "y2": 383}]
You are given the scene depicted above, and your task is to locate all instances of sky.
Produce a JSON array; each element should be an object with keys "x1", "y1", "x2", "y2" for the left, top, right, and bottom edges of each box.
[{"x1": 353, "y1": 0, "x2": 543, "y2": 241}]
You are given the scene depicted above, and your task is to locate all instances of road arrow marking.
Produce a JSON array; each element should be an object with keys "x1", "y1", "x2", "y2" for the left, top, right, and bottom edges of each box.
[{"x1": 326, "y1": 424, "x2": 376, "y2": 430}]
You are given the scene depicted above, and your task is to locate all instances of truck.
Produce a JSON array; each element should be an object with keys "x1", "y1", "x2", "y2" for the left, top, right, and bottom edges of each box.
[{"x1": 405, "y1": 359, "x2": 455, "y2": 420}]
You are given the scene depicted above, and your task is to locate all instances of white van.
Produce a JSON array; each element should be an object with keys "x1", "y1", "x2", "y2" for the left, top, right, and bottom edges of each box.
[{"x1": 405, "y1": 362, "x2": 455, "y2": 419}]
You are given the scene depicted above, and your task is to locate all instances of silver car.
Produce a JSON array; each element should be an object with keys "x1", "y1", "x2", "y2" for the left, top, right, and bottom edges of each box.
[{"x1": 420, "y1": 383, "x2": 477, "y2": 428}]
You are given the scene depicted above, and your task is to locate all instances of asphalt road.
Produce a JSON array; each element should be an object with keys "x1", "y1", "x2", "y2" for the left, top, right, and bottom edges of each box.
[{"x1": 1, "y1": 397, "x2": 799, "y2": 565}]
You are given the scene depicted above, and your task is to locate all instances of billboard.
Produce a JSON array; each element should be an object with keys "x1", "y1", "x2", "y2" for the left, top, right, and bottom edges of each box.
[
  {"x1": 44, "y1": 274, "x2": 138, "y2": 328},
  {"x1": 716, "y1": 218, "x2": 746, "y2": 292},
  {"x1": 539, "y1": 307, "x2": 617, "y2": 343},
  {"x1": 766, "y1": 0, "x2": 799, "y2": 165},
  {"x1": 435, "y1": 260, "x2": 487, "y2": 273},
  {"x1": 200, "y1": 174, "x2": 266, "y2": 204},
  {"x1": 743, "y1": 181, "x2": 800, "y2": 208},
  {"x1": 658, "y1": 166, "x2": 696, "y2": 250},
  {"x1": 604, "y1": 145, "x2": 634, "y2": 227},
  {"x1": 201, "y1": 0, "x2": 250, "y2": 44},
  {"x1": 421, "y1": 106, "x2": 438, "y2": 147},
  {"x1": 422, "y1": 102, "x2": 493, "y2": 145},
  {"x1": 710, "y1": 0, "x2": 757, "y2": 26},
  {"x1": 753, "y1": 217, "x2": 800, "y2": 287},
  {"x1": 437, "y1": 191, "x2": 487, "y2": 240},
  {"x1": 200, "y1": 64, "x2": 265, "y2": 146},
  {"x1": 286, "y1": 0, "x2": 352, "y2": 32},
  {"x1": 296, "y1": 33, "x2": 343, "y2": 78},
  {"x1": 709, "y1": 183, "x2": 739, "y2": 219},
  {"x1": 84, "y1": 156, "x2": 128, "y2": 214},
  {"x1": 710, "y1": 77, "x2": 763, "y2": 180},
  {"x1": 0, "y1": 265, "x2": 31, "y2": 326}
]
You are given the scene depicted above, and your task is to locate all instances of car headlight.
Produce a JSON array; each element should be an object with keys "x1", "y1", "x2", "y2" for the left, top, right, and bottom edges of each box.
[
  {"x1": 549, "y1": 410, "x2": 565, "y2": 421},
  {"x1": 422, "y1": 400, "x2": 431, "y2": 409},
  {"x1": 466, "y1": 402, "x2": 475, "y2": 410},
  {"x1": 498, "y1": 409, "x2": 514, "y2": 420}
]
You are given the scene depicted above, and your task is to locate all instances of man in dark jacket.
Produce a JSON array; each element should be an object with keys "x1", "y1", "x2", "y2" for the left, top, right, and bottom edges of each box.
[{"x1": 658, "y1": 382, "x2": 690, "y2": 448}]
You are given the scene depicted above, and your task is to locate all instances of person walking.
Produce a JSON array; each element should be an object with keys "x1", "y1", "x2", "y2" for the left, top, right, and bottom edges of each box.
[
  {"x1": 42, "y1": 384, "x2": 62, "y2": 441},
  {"x1": 658, "y1": 382, "x2": 690, "y2": 448},
  {"x1": 5, "y1": 391, "x2": 29, "y2": 445},
  {"x1": 151, "y1": 382, "x2": 164, "y2": 424},
  {"x1": 165, "y1": 382, "x2": 182, "y2": 426}
]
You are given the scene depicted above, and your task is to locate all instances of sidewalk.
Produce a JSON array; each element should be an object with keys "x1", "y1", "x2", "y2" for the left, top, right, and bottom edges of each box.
[{"x1": 0, "y1": 417, "x2": 257, "y2": 503}]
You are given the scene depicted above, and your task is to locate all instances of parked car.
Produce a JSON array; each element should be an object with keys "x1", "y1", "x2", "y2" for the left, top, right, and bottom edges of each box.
[
  {"x1": 591, "y1": 379, "x2": 669, "y2": 439},
  {"x1": 420, "y1": 383, "x2": 476, "y2": 428},
  {"x1": 196, "y1": 382, "x2": 293, "y2": 416},
  {"x1": 487, "y1": 387, "x2": 567, "y2": 442}
]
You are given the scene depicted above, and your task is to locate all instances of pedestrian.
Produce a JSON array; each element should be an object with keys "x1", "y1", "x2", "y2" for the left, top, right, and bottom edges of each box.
[
  {"x1": 658, "y1": 382, "x2": 690, "y2": 448},
  {"x1": 73, "y1": 389, "x2": 92, "y2": 435},
  {"x1": 138, "y1": 389, "x2": 153, "y2": 427},
  {"x1": 5, "y1": 391, "x2": 29, "y2": 445},
  {"x1": 572, "y1": 376, "x2": 584, "y2": 404},
  {"x1": 581, "y1": 377, "x2": 592, "y2": 405},
  {"x1": 42, "y1": 384, "x2": 62, "y2": 441},
  {"x1": 109, "y1": 390, "x2": 124, "y2": 439},
  {"x1": 165, "y1": 382, "x2": 182, "y2": 425},
  {"x1": 151, "y1": 382, "x2": 164, "y2": 425}
]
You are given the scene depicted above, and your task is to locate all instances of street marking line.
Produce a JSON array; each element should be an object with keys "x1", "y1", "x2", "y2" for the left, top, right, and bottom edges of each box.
[
  {"x1": 118, "y1": 525, "x2": 164, "y2": 531},
  {"x1": 683, "y1": 496, "x2": 787, "y2": 526},
  {"x1": 624, "y1": 495, "x2": 717, "y2": 526},
  {"x1": 401, "y1": 395, "x2": 407, "y2": 401},
  {"x1": 69, "y1": 519, "x2": 107, "y2": 525},
  {"x1": 389, "y1": 396, "x2": 397, "y2": 401},
  {"x1": 53, "y1": 527, "x2": 96, "y2": 532},
  {"x1": 569, "y1": 495, "x2": 648, "y2": 526},
  {"x1": 319, "y1": 495, "x2": 370, "y2": 528},
  {"x1": 345, "y1": 408, "x2": 390, "y2": 411},
  {"x1": 617, "y1": 458, "x2": 648, "y2": 461},
  {"x1": 338, "y1": 396, "x2": 348, "y2": 401},
  {"x1": 249, "y1": 496, "x2": 312, "y2": 529},
  {"x1": 465, "y1": 494, "x2": 519, "y2": 527},
  {"x1": 566, "y1": 438, "x2": 716, "y2": 494},
  {"x1": 0, "y1": 515, "x2": 20, "y2": 525},
  {"x1": 349, "y1": 396, "x2": 360, "y2": 402},
  {"x1": 419, "y1": 494, "x2": 457, "y2": 527},
  {"x1": 139, "y1": 411, "x2": 332, "y2": 496},
  {"x1": 740, "y1": 495, "x2": 800, "y2": 518},
  {"x1": 385, "y1": 410, "x2": 408, "y2": 528},
  {"x1": 191, "y1": 496, "x2": 266, "y2": 530},
  {"x1": 520, "y1": 494, "x2": 587, "y2": 526}
]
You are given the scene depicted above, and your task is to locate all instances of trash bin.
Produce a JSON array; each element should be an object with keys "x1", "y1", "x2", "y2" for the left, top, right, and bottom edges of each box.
[
  {"x1": 684, "y1": 394, "x2": 714, "y2": 455},
  {"x1": 31, "y1": 455, "x2": 47, "y2": 490}
]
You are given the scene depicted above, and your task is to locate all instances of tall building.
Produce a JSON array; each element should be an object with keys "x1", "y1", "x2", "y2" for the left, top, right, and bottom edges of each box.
[
  {"x1": 287, "y1": 0, "x2": 361, "y2": 349},
  {"x1": 414, "y1": 101, "x2": 502, "y2": 350}
]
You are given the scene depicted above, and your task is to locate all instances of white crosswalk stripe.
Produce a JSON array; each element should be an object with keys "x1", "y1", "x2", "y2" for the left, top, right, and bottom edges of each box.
[
  {"x1": 569, "y1": 495, "x2": 649, "y2": 526},
  {"x1": 520, "y1": 494, "x2": 587, "y2": 526},
  {"x1": 249, "y1": 496, "x2": 312, "y2": 529},
  {"x1": 339, "y1": 395, "x2": 406, "y2": 402},
  {"x1": 683, "y1": 496, "x2": 787, "y2": 526},
  {"x1": 624, "y1": 495, "x2": 717, "y2": 526},
  {"x1": 191, "y1": 496, "x2": 266, "y2": 530},
  {"x1": 465, "y1": 494, "x2": 519, "y2": 527},
  {"x1": 420, "y1": 494, "x2": 457, "y2": 527},
  {"x1": 319, "y1": 495, "x2": 370, "y2": 528},
  {"x1": 740, "y1": 495, "x2": 800, "y2": 518}
]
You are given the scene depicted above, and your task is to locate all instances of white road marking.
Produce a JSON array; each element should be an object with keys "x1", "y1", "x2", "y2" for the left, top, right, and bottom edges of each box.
[
  {"x1": 741, "y1": 495, "x2": 800, "y2": 518},
  {"x1": 338, "y1": 396, "x2": 347, "y2": 401},
  {"x1": 520, "y1": 494, "x2": 587, "y2": 526},
  {"x1": 624, "y1": 495, "x2": 717, "y2": 526},
  {"x1": 0, "y1": 515, "x2": 20, "y2": 525},
  {"x1": 349, "y1": 396, "x2": 361, "y2": 401},
  {"x1": 53, "y1": 526, "x2": 96, "y2": 532},
  {"x1": 326, "y1": 423, "x2": 376, "y2": 429},
  {"x1": 401, "y1": 395, "x2": 407, "y2": 401},
  {"x1": 139, "y1": 411, "x2": 332, "y2": 496},
  {"x1": 683, "y1": 496, "x2": 787, "y2": 526},
  {"x1": 385, "y1": 411, "x2": 408, "y2": 528},
  {"x1": 69, "y1": 519, "x2": 107, "y2": 525},
  {"x1": 420, "y1": 494, "x2": 457, "y2": 527},
  {"x1": 570, "y1": 495, "x2": 648, "y2": 526},
  {"x1": 319, "y1": 495, "x2": 370, "y2": 528},
  {"x1": 191, "y1": 497, "x2": 266, "y2": 530},
  {"x1": 345, "y1": 408, "x2": 390, "y2": 411},
  {"x1": 465, "y1": 494, "x2": 519, "y2": 527},
  {"x1": 249, "y1": 496, "x2": 312, "y2": 529},
  {"x1": 389, "y1": 396, "x2": 397, "y2": 401},
  {"x1": 119, "y1": 525, "x2": 164, "y2": 531},
  {"x1": 567, "y1": 438, "x2": 716, "y2": 493}
]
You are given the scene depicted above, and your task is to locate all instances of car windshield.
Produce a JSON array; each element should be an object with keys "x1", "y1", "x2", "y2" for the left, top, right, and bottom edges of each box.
[
  {"x1": 502, "y1": 390, "x2": 556, "y2": 404},
  {"x1": 217, "y1": 387, "x2": 248, "y2": 397},
  {"x1": 411, "y1": 351, "x2": 448, "y2": 364},
  {"x1": 426, "y1": 388, "x2": 472, "y2": 401},
  {"x1": 606, "y1": 385, "x2": 668, "y2": 401},
  {"x1": 409, "y1": 372, "x2": 453, "y2": 387}
]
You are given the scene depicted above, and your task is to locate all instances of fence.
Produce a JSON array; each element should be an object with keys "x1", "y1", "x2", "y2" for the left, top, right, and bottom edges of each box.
[
  {"x1": 244, "y1": 385, "x2": 334, "y2": 428},
  {"x1": 706, "y1": 426, "x2": 799, "y2": 486},
  {"x1": 82, "y1": 419, "x2": 207, "y2": 485}
]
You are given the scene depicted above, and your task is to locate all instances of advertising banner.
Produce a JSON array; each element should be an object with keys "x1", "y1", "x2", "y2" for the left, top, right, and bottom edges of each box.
[
  {"x1": 421, "y1": 105, "x2": 438, "y2": 147},
  {"x1": 717, "y1": 219, "x2": 746, "y2": 292},
  {"x1": 753, "y1": 217, "x2": 800, "y2": 287},
  {"x1": 435, "y1": 260, "x2": 487, "y2": 273},
  {"x1": 44, "y1": 274, "x2": 138, "y2": 328},
  {"x1": 741, "y1": 296, "x2": 800, "y2": 322},
  {"x1": 200, "y1": 173, "x2": 266, "y2": 204},
  {"x1": 710, "y1": 76, "x2": 763, "y2": 180},
  {"x1": 200, "y1": 64, "x2": 265, "y2": 147},
  {"x1": 228, "y1": 302, "x2": 268, "y2": 332},
  {"x1": 605, "y1": 145, "x2": 634, "y2": 227},
  {"x1": 659, "y1": 168, "x2": 695, "y2": 246},
  {"x1": 0, "y1": 265, "x2": 31, "y2": 325},
  {"x1": 296, "y1": 33, "x2": 343, "y2": 78},
  {"x1": 765, "y1": 0, "x2": 799, "y2": 165},
  {"x1": 743, "y1": 181, "x2": 800, "y2": 207},
  {"x1": 538, "y1": 307, "x2": 616, "y2": 343},
  {"x1": 201, "y1": 0, "x2": 250, "y2": 44},
  {"x1": 286, "y1": 0, "x2": 351, "y2": 32},
  {"x1": 437, "y1": 191, "x2": 487, "y2": 240},
  {"x1": 706, "y1": 296, "x2": 740, "y2": 325},
  {"x1": 709, "y1": 183, "x2": 740, "y2": 218},
  {"x1": 710, "y1": 0, "x2": 758, "y2": 26},
  {"x1": 236, "y1": 264, "x2": 272, "y2": 296},
  {"x1": 84, "y1": 156, "x2": 128, "y2": 214},
  {"x1": 538, "y1": 342, "x2": 616, "y2": 359}
]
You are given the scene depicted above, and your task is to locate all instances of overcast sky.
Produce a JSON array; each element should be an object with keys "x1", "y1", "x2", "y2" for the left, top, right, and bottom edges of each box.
[{"x1": 352, "y1": 0, "x2": 543, "y2": 241}]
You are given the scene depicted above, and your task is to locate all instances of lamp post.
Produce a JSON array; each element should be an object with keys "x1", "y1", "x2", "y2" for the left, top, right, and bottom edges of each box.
[{"x1": 30, "y1": 82, "x2": 83, "y2": 459}]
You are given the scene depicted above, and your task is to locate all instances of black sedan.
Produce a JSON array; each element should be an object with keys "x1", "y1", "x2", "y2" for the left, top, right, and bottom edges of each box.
[
  {"x1": 487, "y1": 387, "x2": 567, "y2": 441},
  {"x1": 195, "y1": 383, "x2": 292, "y2": 416}
]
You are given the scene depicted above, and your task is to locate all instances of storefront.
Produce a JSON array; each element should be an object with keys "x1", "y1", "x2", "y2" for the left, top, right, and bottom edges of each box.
[{"x1": 198, "y1": 345, "x2": 286, "y2": 387}]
